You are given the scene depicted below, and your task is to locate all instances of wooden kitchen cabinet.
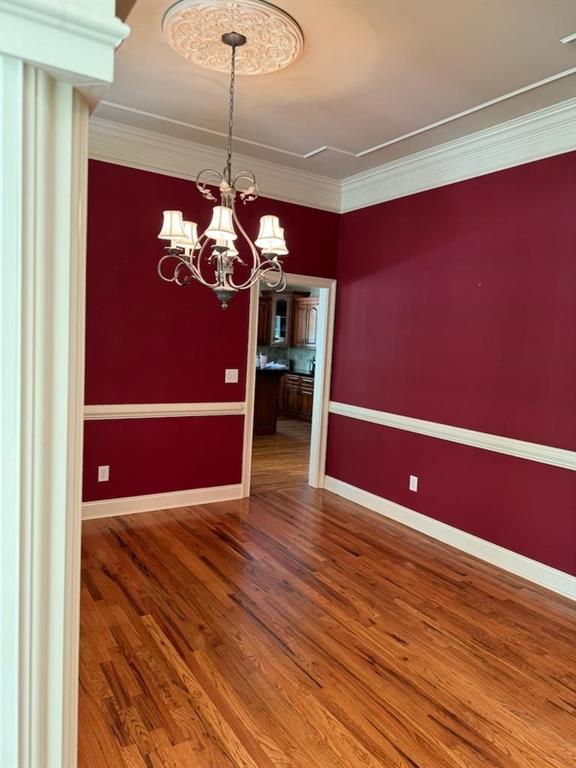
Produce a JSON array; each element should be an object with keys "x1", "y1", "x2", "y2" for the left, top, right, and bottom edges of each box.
[
  {"x1": 291, "y1": 297, "x2": 319, "y2": 347},
  {"x1": 257, "y1": 293, "x2": 272, "y2": 345},
  {"x1": 281, "y1": 373, "x2": 314, "y2": 421}
]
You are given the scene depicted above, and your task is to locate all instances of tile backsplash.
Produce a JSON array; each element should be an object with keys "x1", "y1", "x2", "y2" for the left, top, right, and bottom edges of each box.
[{"x1": 257, "y1": 345, "x2": 316, "y2": 373}]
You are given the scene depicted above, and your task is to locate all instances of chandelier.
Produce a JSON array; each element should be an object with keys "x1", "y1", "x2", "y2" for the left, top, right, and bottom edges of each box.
[{"x1": 157, "y1": 30, "x2": 288, "y2": 309}]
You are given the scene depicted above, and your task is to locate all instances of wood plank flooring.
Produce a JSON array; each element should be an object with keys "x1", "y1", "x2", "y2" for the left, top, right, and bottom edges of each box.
[
  {"x1": 79, "y1": 422, "x2": 576, "y2": 768},
  {"x1": 251, "y1": 417, "x2": 311, "y2": 493}
]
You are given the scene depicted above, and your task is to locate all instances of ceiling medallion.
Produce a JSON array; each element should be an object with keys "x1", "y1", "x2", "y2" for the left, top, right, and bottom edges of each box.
[{"x1": 162, "y1": 0, "x2": 304, "y2": 75}]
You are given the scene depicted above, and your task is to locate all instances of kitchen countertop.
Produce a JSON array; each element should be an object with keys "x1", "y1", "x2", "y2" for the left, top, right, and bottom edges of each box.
[{"x1": 256, "y1": 367, "x2": 314, "y2": 378}]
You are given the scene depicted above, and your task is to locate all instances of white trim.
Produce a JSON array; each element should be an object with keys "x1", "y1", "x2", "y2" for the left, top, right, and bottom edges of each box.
[
  {"x1": 82, "y1": 484, "x2": 243, "y2": 520},
  {"x1": 341, "y1": 98, "x2": 576, "y2": 212},
  {"x1": 329, "y1": 401, "x2": 576, "y2": 471},
  {"x1": 90, "y1": 98, "x2": 576, "y2": 215},
  {"x1": 242, "y1": 273, "x2": 337, "y2": 496},
  {"x1": 308, "y1": 278, "x2": 336, "y2": 488},
  {"x1": 0, "y1": 1, "x2": 129, "y2": 85},
  {"x1": 241, "y1": 283, "x2": 260, "y2": 496},
  {"x1": 0, "y1": 60, "x2": 91, "y2": 768},
  {"x1": 100, "y1": 66, "x2": 576, "y2": 163},
  {"x1": 84, "y1": 401, "x2": 245, "y2": 420},
  {"x1": 324, "y1": 477, "x2": 576, "y2": 601},
  {"x1": 88, "y1": 118, "x2": 342, "y2": 213}
]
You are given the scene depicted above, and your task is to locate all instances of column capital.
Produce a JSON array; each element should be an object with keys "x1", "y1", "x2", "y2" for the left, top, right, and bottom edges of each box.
[{"x1": 0, "y1": 0, "x2": 129, "y2": 84}]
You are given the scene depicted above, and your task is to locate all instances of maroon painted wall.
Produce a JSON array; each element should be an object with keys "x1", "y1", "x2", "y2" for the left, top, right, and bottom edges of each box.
[
  {"x1": 84, "y1": 160, "x2": 339, "y2": 501},
  {"x1": 327, "y1": 153, "x2": 576, "y2": 574}
]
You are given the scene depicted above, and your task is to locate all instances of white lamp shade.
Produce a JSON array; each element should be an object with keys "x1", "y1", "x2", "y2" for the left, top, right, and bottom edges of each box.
[
  {"x1": 268, "y1": 226, "x2": 288, "y2": 256},
  {"x1": 216, "y1": 238, "x2": 239, "y2": 257},
  {"x1": 173, "y1": 220, "x2": 199, "y2": 251},
  {"x1": 255, "y1": 214, "x2": 284, "y2": 251},
  {"x1": 205, "y1": 206, "x2": 237, "y2": 241},
  {"x1": 158, "y1": 210, "x2": 186, "y2": 240}
]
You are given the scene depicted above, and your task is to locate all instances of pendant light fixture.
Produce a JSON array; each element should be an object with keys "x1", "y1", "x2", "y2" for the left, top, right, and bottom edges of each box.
[{"x1": 157, "y1": 26, "x2": 292, "y2": 308}]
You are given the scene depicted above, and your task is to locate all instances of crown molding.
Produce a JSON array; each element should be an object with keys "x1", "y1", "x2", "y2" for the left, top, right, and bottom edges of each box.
[
  {"x1": 340, "y1": 98, "x2": 576, "y2": 213},
  {"x1": 88, "y1": 118, "x2": 342, "y2": 212},
  {"x1": 91, "y1": 98, "x2": 575, "y2": 215}
]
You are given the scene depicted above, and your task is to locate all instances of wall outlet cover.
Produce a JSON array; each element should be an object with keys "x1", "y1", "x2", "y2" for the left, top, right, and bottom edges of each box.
[
  {"x1": 409, "y1": 475, "x2": 418, "y2": 492},
  {"x1": 98, "y1": 465, "x2": 110, "y2": 482},
  {"x1": 225, "y1": 368, "x2": 239, "y2": 383}
]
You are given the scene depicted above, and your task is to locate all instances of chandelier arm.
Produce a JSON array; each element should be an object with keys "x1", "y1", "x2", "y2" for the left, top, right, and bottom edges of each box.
[
  {"x1": 157, "y1": 252, "x2": 192, "y2": 283},
  {"x1": 231, "y1": 170, "x2": 259, "y2": 203},
  {"x1": 224, "y1": 203, "x2": 261, "y2": 289},
  {"x1": 193, "y1": 235, "x2": 221, "y2": 288},
  {"x1": 196, "y1": 169, "x2": 224, "y2": 201}
]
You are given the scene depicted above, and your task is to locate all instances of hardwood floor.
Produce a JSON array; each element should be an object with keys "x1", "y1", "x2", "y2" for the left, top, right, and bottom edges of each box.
[
  {"x1": 79, "y1": 428, "x2": 576, "y2": 768},
  {"x1": 251, "y1": 417, "x2": 311, "y2": 493}
]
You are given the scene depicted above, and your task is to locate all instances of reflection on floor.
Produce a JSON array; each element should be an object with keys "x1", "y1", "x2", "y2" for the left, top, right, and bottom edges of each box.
[
  {"x1": 79, "y1": 480, "x2": 576, "y2": 768},
  {"x1": 251, "y1": 416, "x2": 311, "y2": 494}
]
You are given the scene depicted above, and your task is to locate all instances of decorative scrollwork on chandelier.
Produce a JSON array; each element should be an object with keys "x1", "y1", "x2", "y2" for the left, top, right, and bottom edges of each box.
[{"x1": 157, "y1": 12, "x2": 300, "y2": 308}]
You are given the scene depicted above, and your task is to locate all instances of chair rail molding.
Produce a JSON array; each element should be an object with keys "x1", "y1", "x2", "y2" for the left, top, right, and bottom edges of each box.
[
  {"x1": 84, "y1": 402, "x2": 246, "y2": 420},
  {"x1": 329, "y1": 402, "x2": 576, "y2": 471}
]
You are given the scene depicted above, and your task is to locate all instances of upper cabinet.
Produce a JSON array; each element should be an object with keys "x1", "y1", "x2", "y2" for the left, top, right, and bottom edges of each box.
[
  {"x1": 270, "y1": 293, "x2": 292, "y2": 347},
  {"x1": 257, "y1": 293, "x2": 272, "y2": 345},
  {"x1": 258, "y1": 291, "x2": 319, "y2": 348},
  {"x1": 292, "y1": 296, "x2": 319, "y2": 347}
]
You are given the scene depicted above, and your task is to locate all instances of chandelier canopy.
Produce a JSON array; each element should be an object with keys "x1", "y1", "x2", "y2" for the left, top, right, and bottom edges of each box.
[{"x1": 157, "y1": 22, "x2": 293, "y2": 308}]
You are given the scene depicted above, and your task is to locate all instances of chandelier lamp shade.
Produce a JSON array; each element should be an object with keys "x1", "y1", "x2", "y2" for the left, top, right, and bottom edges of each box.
[{"x1": 156, "y1": 22, "x2": 289, "y2": 309}]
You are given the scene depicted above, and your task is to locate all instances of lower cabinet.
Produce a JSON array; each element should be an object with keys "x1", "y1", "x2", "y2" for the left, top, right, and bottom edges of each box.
[{"x1": 281, "y1": 374, "x2": 314, "y2": 421}]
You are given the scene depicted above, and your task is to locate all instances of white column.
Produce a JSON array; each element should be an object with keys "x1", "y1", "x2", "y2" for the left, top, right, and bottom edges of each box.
[{"x1": 0, "y1": 4, "x2": 128, "y2": 767}]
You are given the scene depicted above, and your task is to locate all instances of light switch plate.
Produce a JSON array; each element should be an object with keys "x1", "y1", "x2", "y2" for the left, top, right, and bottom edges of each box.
[
  {"x1": 98, "y1": 465, "x2": 109, "y2": 482},
  {"x1": 409, "y1": 475, "x2": 418, "y2": 492},
  {"x1": 225, "y1": 368, "x2": 239, "y2": 384}
]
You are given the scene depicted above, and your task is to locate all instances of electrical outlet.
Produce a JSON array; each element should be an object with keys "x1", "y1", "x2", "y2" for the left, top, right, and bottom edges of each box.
[
  {"x1": 409, "y1": 475, "x2": 418, "y2": 492},
  {"x1": 225, "y1": 368, "x2": 239, "y2": 383},
  {"x1": 98, "y1": 465, "x2": 110, "y2": 482}
]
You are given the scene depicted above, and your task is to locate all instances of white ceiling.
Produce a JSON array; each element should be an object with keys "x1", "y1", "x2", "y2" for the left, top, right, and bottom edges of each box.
[{"x1": 97, "y1": 0, "x2": 576, "y2": 179}]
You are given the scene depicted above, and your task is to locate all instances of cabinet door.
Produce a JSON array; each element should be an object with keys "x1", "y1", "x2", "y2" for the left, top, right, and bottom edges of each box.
[
  {"x1": 285, "y1": 383, "x2": 300, "y2": 415},
  {"x1": 305, "y1": 303, "x2": 319, "y2": 346},
  {"x1": 270, "y1": 293, "x2": 292, "y2": 347},
  {"x1": 300, "y1": 378, "x2": 314, "y2": 420},
  {"x1": 292, "y1": 301, "x2": 308, "y2": 346},
  {"x1": 257, "y1": 295, "x2": 271, "y2": 345}
]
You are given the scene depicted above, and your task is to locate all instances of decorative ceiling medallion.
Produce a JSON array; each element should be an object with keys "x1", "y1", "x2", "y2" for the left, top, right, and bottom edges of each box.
[{"x1": 162, "y1": 0, "x2": 304, "y2": 75}]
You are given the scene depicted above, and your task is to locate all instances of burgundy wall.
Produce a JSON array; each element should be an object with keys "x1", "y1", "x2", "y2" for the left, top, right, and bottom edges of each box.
[
  {"x1": 328, "y1": 153, "x2": 576, "y2": 574},
  {"x1": 86, "y1": 160, "x2": 339, "y2": 405},
  {"x1": 84, "y1": 160, "x2": 339, "y2": 500},
  {"x1": 327, "y1": 415, "x2": 576, "y2": 574},
  {"x1": 83, "y1": 416, "x2": 244, "y2": 501}
]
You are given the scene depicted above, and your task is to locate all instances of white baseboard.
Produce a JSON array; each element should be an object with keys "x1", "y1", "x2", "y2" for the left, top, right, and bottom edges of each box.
[
  {"x1": 324, "y1": 476, "x2": 576, "y2": 601},
  {"x1": 82, "y1": 484, "x2": 243, "y2": 520}
]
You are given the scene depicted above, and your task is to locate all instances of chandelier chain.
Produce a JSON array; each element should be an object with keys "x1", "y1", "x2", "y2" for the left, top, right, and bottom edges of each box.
[{"x1": 226, "y1": 43, "x2": 237, "y2": 185}]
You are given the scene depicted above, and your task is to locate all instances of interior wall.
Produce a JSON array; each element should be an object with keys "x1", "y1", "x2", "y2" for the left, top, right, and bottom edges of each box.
[
  {"x1": 327, "y1": 152, "x2": 576, "y2": 575},
  {"x1": 83, "y1": 160, "x2": 339, "y2": 501}
]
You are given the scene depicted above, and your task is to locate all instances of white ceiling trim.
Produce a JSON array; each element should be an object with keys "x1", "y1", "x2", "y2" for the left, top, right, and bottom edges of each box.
[
  {"x1": 88, "y1": 117, "x2": 341, "y2": 211},
  {"x1": 99, "y1": 66, "x2": 576, "y2": 161},
  {"x1": 89, "y1": 98, "x2": 576, "y2": 214},
  {"x1": 341, "y1": 98, "x2": 576, "y2": 213}
]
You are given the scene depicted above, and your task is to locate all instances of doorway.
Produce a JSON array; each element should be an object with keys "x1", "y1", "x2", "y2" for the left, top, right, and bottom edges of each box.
[{"x1": 242, "y1": 273, "x2": 336, "y2": 496}]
